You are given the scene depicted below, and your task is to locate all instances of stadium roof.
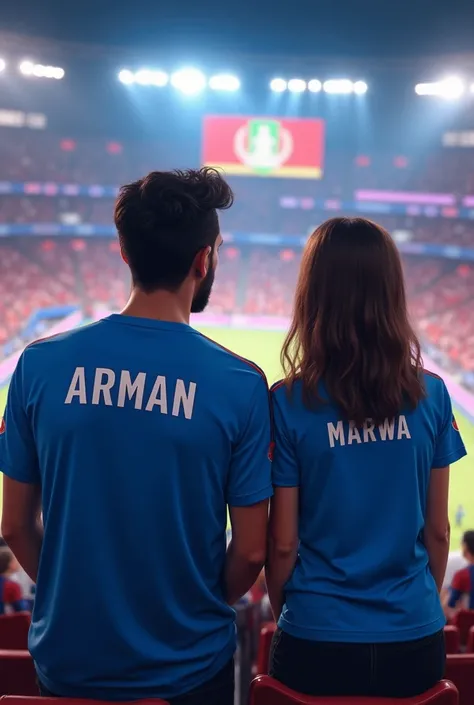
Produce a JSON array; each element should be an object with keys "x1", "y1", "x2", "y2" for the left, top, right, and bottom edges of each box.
[{"x1": 2, "y1": 0, "x2": 474, "y2": 61}]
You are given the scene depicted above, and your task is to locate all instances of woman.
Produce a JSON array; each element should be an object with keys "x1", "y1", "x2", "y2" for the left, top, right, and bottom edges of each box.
[{"x1": 266, "y1": 217, "x2": 467, "y2": 698}]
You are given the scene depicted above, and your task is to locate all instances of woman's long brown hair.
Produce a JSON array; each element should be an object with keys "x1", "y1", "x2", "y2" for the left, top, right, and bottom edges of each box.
[{"x1": 281, "y1": 217, "x2": 425, "y2": 426}]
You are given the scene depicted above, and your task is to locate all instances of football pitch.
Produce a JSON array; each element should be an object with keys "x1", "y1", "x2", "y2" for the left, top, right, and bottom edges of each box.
[{"x1": 0, "y1": 326, "x2": 472, "y2": 547}]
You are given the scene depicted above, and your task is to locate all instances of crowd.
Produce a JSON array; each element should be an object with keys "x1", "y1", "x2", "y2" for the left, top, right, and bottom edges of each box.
[
  {"x1": 2, "y1": 192, "x2": 474, "y2": 247},
  {"x1": 0, "y1": 239, "x2": 474, "y2": 384}
]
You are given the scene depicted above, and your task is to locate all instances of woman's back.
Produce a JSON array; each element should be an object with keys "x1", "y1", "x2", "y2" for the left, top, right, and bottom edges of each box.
[
  {"x1": 271, "y1": 371, "x2": 464, "y2": 642},
  {"x1": 266, "y1": 217, "x2": 467, "y2": 697}
]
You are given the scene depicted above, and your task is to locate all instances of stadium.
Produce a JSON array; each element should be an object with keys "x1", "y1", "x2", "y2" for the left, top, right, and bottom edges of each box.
[{"x1": 0, "y1": 8, "x2": 474, "y2": 704}]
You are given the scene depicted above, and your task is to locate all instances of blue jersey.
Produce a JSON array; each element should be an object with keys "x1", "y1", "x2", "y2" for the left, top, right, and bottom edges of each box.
[
  {"x1": 271, "y1": 371, "x2": 466, "y2": 644},
  {"x1": 0, "y1": 315, "x2": 273, "y2": 700}
]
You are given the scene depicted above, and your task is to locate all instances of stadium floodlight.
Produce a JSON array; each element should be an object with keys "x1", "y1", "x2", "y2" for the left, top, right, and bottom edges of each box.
[
  {"x1": 353, "y1": 80, "x2": 368, "y2": 95},
  {"x1": 415, "y1": 77, "x2": 465, "y2": 99},
  {"x1": 270, "y1": 78, "x2": 287, "y2": 93},
  {"x1": 308, "y1": 79, "x2": 322, "y2": 93},
  {"x1": 118, "y1": 69, "x2": 135, "y2": 85},
  {"x1": 19, "y1": 60, "x2": 64, "y2": 79},
  {"x1": 170, "y1": 68, "x2": 206, "y2": 95},
  {"x1": 287, "y1": 78, "x2": 307, "y2": 93},
  {"x1": 208, "y1": 74, "x2": 240, "y2": 91},
  {"x1": 323, "y1": 79, "x2": 354, "y2": 94},
  {"x1": 0, "y1": 59, "x2": 5, "y2": 73},
  {"x1": 134, "y1": 69, "x2": 169, "y2": 87}
]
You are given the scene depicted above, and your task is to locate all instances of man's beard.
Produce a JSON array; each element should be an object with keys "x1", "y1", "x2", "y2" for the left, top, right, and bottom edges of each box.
[{"x1": 191, "y1": 264, "x2": 216, "y2": 313}]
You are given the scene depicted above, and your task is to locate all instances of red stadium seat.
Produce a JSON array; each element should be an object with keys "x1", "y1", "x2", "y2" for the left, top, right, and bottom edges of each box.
[
  {"x1": 454, "y1": 611, "x2": 474, "y2": 648},
  {"x1": 0, "y1": 650, "x2": 38, "y2": 696},
  {"x1": 0, "y1": 614, "x2": 30, "y2": 650},
  {"x1": 0, "y1": 699, "x2": 169, "y2": 705},
  {"x1": 256, "y1": 621, "x2": 277, "y2": 675},
  {"x1": 444, "y1": 626, "x2": 461, "y2": 654},
  {"x1": 466, "y1": 627, "x2": 474, "y2": 653},
  {"x1": 445, "y1": 654, "x2": 474, "y2": 705},
  {"x1": 249, "y1": 675, "x2": 458, "y2": 705}
]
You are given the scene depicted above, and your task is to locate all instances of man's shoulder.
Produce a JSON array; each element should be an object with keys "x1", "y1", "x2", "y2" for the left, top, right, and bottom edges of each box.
[
  {"x1": 25, "y1": 321, "x2": 103, "y2": 353},
  {"x1": 194, "y1": 331, "x2": 268, "y2": 385}
]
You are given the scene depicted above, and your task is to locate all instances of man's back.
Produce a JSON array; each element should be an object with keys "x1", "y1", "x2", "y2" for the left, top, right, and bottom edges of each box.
[{"x1": 1, "y1": 315, "x2": 272, "y2": 699}]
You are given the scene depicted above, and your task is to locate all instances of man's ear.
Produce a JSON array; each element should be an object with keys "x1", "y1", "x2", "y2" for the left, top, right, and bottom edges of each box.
[
  {"x1": 194, "y1": 246, "x2": 212, "y2": 279},
  {"x1": 120, "y1": 246, "x2": 129, "y2": 265}
]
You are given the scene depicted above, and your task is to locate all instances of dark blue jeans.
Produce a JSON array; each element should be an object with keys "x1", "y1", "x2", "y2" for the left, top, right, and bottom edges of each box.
[
  {"x1": 38, "y1": 657, "x2": 235, "y2": 705},
  {"x1": 269, "y1": 628, "x2": 445, "y2": 698}
]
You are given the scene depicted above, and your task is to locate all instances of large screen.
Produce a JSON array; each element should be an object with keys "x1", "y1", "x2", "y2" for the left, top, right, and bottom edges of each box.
[{"x1": 203, "y1": 116, "x2": 325, "y2": 179}]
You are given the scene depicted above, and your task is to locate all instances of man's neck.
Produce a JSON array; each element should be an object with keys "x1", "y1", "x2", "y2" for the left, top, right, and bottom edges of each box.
[{"x1": 121, "y1": 288, "x2": 191, "y2": 325}]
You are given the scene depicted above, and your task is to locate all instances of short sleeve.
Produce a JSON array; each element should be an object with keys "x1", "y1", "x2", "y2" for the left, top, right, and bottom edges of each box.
[
  {"x1": 4, "y1": 580, "x2": 22, "y2": 605},
  {"x1": 272, "y1": 391, "x2": 300, "y2": 487},
  {"x1": 432, "y1": 381, "x2": 467, "y2": 469},
  {"x1": 448, "y1": 569, "x2": 470, "y2": 608},
  {"x1": 0, "y1": 354, "x2": 40, "y2": 484},
  {"x1": 226, "y1": 376, "x2": 273, "y2": 507}
]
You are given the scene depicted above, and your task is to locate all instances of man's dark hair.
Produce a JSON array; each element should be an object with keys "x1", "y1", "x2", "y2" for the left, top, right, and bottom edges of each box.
[
  {"x1": 0, "y1": 546, "x2": 14, "y2": 575},
  {"x1": 114, "y1": 167, "x2": 234, "y2": 293},
  {"x1": 462, "y1": 530, "x2": 474, "y2": 556}
]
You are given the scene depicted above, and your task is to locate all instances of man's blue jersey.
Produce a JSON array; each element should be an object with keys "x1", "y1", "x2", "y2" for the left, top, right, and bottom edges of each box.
[
  {"x1": 0, "y1": 315, "x2": 273, "y2": 699},
  {"x1": 271, "y1": 371, "x2": 466, "y2": 644}
]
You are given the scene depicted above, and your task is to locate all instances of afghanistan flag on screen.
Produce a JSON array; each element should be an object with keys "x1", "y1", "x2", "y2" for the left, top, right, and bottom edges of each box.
[{"x1": 202, "y1": 116, "x2": 325, "y2": 179}]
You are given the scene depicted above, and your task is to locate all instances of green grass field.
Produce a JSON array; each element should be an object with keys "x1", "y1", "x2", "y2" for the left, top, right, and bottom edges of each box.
[{"x1": 0, "y1": 326, "x2": 472, "y2": 547}]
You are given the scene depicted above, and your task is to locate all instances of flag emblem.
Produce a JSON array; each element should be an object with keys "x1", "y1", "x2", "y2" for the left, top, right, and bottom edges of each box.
[
  {"x1": 234, "y1": 119, "x2": 294, "y2": 174},
  {"x1": 452, "y1": 417, "x2": 459, "y2": 431},
  {"x1": 0, "y1": 418, "x2": 5, "y2": 434},
  {"x1": 202, "y1": 115, "x2": 325, "y2": 179}
]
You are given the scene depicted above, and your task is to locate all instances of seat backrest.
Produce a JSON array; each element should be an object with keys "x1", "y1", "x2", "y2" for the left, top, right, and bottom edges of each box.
[
  {"x1": 444, "y1": 626, "x2": 461, "y2": 654},
  {"x1": 445, "y1": 654, "x2": 474, "y2": 705},
  {"x1": 249, "y1": 675, "x2": 458, "y2": 705},
  {"x1": 466, "y1": 627, "x2": 474, "y2": 654},
  {"x1": 256, "y1": 622, "x2": 277, "y2": 676},
  {"x1": 454, "y1": 611, "x2": 474, "y2": 647},
  {"x1": 0, "y1": 614, "x2": 31, "y2": 650},
  {"x1": 0, "y1": 650, "x2": 38, "y2": 696}
]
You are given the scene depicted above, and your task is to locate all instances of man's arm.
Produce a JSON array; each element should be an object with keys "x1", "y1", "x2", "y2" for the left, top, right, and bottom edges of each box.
[
  {"x1": 266, "y1": 486, "x2": 298, "y2": 621},
  {"x1": 0, "y1": 353, "x2": 42, "y2": 582},
  {"x1": 225, "y1": 500, "x2": 269, "y2": 606},
  {"x1": 2, "y1": 477, "x2": 43, "y2": 583},
  {"x1": 224, "y1": 375, "x2": 273, "y2": 605}
]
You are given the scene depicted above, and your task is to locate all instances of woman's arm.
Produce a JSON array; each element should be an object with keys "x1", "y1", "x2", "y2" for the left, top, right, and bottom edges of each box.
[
  {"x1": 265, "y1": 486, "x2": 299, "y2": 621},
  {"x1": 424, "y1": 466, "x2": 450, "y2": 592}
]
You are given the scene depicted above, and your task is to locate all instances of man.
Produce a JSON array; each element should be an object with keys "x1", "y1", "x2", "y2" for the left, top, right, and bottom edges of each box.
[
  {"x1": 0, "y1": 168, "x2": 272, "y2": 705},
  {"x1": 0, "y1": 546, "x2": 27, "y2": 614},
  {"x1": 446, "y1": 530, "x2": 474, "y2": 617}
]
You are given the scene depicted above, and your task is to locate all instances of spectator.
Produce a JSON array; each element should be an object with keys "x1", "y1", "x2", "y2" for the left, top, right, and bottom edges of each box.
[
  {"x1": 267, "y1": 217, "x2": 467, "y2": 698},
  {"x1": 445, "y1": 530, "x2": 474, "y2": 617},
  {"x1": 0, "y1": 168, "x2": 272, "y2": 705},
  {"x1": 0, "y1": 546, "x2": 27, "y2": 614}
]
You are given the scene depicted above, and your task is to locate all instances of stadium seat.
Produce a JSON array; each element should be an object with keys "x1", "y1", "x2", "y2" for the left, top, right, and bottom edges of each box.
[
  {"x1": 444, "y1": 626, "x2": 461, "y2": 654},
  {"x1": 445, "y1": 654, "x2": 474, "y2": 705},
  {"x1": 0, "y1": 699, "x2": 169, "y2": 705},
  {"x1": 466, "y1": 627, "x2": 474, "y2": 653},
  {"x1": 249, "y1": 675, "x2": 458, "y2": 705},
  {"x1": 256, "y1": 621, "x2": 277, "y2": 675},
  {"x1": 0, "y1": 614, "x2": 31, "y2": 650},
  {"x1": 0, "y1": 650, "x2": 38, "y2": 696},
  {"x1": 454, "y1": 611, "x2": 474, "y2": 648}
]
